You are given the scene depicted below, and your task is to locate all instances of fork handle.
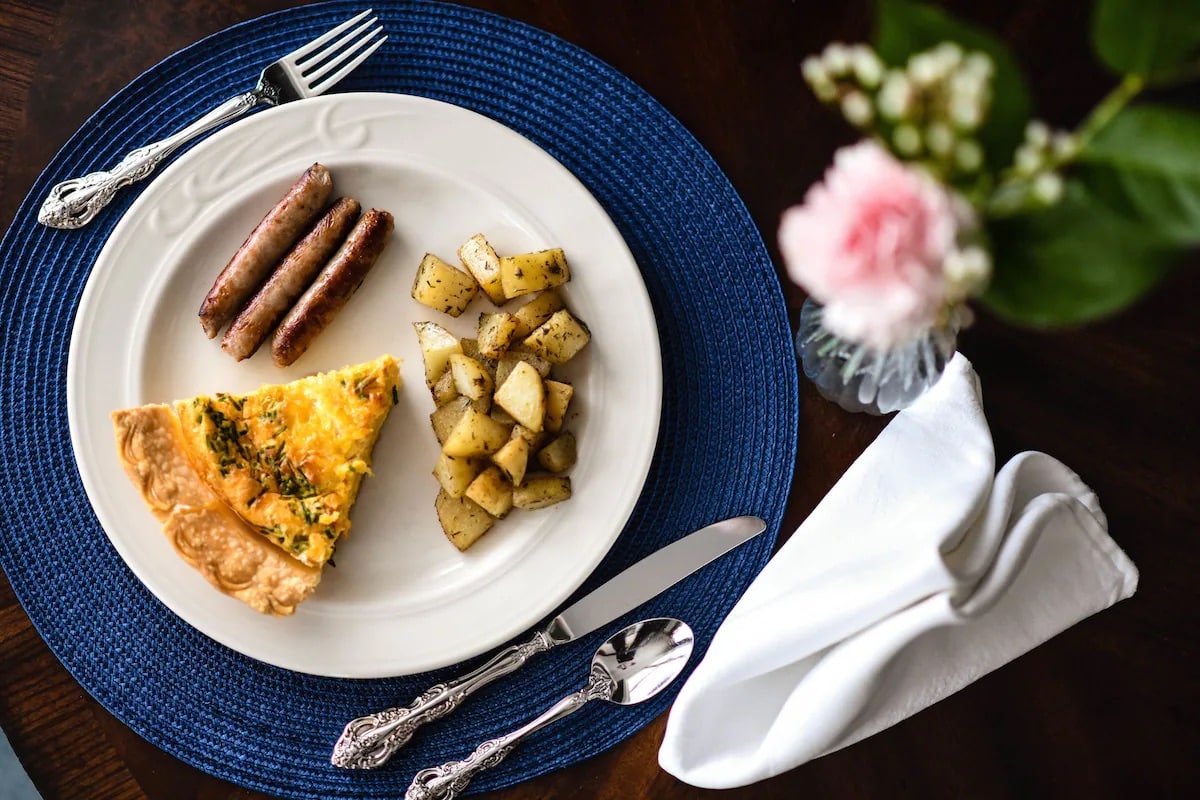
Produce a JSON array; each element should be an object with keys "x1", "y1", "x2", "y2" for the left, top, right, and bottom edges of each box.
[{"x1": 37, "y1": 88, "x2": 274, "y2": 230}]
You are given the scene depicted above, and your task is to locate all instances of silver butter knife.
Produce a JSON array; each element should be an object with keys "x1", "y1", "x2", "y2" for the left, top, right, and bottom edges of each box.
[
  {"x1": 37, "y1": 9, "x2": 386, "y2": 230},
  {"x1": 330, "y1": 514, "x2": 768, "y2": 769}
]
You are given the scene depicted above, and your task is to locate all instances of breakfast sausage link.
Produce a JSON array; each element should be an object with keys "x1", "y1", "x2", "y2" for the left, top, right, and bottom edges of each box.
[
  {"x1": 198, "y1": 163, "x2": 334, "y2": 338},
  {"x1": 271, "y1": 209, "x2": 395, "y2": 367},
  {"x1": 220, "y1": 197, "x2": 362, "y2": 361}
]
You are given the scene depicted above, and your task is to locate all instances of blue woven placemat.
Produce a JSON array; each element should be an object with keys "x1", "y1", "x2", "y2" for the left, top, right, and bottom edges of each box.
[{"x1": 0, "y1": 2, "x2": 797, "y2": 797}]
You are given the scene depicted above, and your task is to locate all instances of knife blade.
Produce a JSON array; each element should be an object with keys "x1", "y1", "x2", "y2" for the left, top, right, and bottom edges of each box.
[{"x1": 331, "y1": 514, "x2": 768, "y2": 769}]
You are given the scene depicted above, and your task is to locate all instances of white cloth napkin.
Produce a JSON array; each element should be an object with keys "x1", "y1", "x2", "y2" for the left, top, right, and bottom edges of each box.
[{"x1": 658, "y1": 354, "x2": 1138, "y2": 789}]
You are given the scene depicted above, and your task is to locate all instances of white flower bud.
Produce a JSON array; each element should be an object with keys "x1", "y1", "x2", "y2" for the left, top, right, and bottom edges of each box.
[
  {"x1": 812, "y1": 76, "x2": 838, "y2": 102},
  {"x1": 824, "y1": 42, "x2": 851, "y2": 75},
  {"x1": 943, "y1": 246, "x2": 992, "y2": 293},
  {"x1": 893, "y1": 124, "x2": 922, "y2": 156},
  {"x1": 1032, "y1": 172, "x2": 1064, "y2": 205},
  {"x1": 949, "y1": 94, "x2": 984, "y2": 130},
  {"x1": 926, "y1": 122, "x2": 955, "y2": 156},
  {"x1": 954, "y1": 139, "x2": 984, "y2": 173},
  {"x1": 1014, "y1": 143, "x2": 1041, "y2": 175},
  {"x1": 908, "y1": 52, "x2": 942, "y2": 86},
  {"x1": 963, "y1": 52, "x2": 994, "y2": 80},
  {"x1": 877, "y1": 71, "x2": 913, "y2": 119},
  {"x1": 851, "y1": 46, "x2": 885, "y2": 87},
  {"x1": 1024, "y1": 120, "x2": 1050, "y2": 149},
  {"x1": 1052, "y1": 132, "x2": 1079, "y2": 161},
  {"x1": 841, "y1": 91, "x2": 874, "y2": 127},
  {"x1": 932, "y1": 42, "x2": 964, "y2": 71},
  {"x1": 802, "y1": 56, "x2": 826, "y2": 86}
]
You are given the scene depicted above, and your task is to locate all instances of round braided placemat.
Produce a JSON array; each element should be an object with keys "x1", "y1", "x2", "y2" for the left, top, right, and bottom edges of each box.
[{"x1": 0, "y1": 2, "x2": 798, "y2": 796}]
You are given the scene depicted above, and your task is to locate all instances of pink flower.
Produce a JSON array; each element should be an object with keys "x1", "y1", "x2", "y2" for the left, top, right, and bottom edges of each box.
[{"x1": 779, "y1": 141, "x2": 973, "y2": 350}]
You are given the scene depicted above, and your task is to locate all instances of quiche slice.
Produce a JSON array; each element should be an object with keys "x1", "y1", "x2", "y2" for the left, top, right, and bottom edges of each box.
[{"x1": 112, "y1": 355, "x2": 400, "y2": 615}]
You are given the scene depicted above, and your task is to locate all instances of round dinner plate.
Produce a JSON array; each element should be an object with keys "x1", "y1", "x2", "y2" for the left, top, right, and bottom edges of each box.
[{"x1": 66, "y1": 92, "x2": 662, "y2": 678}]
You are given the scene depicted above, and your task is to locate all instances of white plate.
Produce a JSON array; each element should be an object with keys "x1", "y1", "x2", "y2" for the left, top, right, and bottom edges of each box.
[{"x1": 67, "y1": 93, "x2": 661, "y2": 678}]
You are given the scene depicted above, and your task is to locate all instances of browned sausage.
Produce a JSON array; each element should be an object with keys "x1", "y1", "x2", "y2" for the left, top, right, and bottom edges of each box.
[
  {"x1": 271, "y1": 209, "x2": 394, "y2": 367},
  {"x1": 220, "y1": 197, "x2": 362, "y2": 361},
  {"x1": 198, "y1": 163, "x2": 334, "y2": 338}
]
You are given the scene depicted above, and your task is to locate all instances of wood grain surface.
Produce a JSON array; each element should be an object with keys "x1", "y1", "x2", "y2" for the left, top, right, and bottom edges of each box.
[{"x1": 1, "y1": 1, "x2": 1197, "y2": 798}]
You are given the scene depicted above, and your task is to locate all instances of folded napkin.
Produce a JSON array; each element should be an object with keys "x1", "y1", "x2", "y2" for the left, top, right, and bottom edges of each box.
[{"x1": 658, "y1": 355, "x2": 1138, "y2": 788}]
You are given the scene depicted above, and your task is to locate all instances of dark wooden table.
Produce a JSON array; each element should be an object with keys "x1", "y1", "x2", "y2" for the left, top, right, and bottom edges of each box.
[{"x1": 2, "y1": 1, "x2": 1196, "y2": 798}]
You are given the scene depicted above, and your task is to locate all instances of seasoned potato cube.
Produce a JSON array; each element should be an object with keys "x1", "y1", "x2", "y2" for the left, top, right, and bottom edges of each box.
[
  {"x1": 494, "y1": 361, "x2": 545, "y2": 432},
  {"x1": 511, "y1": 423, "x2": 547, "y2": 451},
  {"x1": 465, "y1": 466, "x2": 514, "y2": 518},
  {"x1": 412, "y1": 253, "x2": 479, "y2": 317},
  {"x1": 537, "y1": 432, "x2": 577, "y2": 473},
  {"x1": 436, "y1": 490, "x2": 495, "y2": 551},
  {"x1": 513, "y1": 475, "x2": 572, "y2": 510},
  {"x1": 449, "y1": 354, "x2": 494, "y2": 401},
  {"x1": 431, "y1": 396, "x2": 470, "y2": 444},
  {"x1": 543, "y1": 380, "x2": 574, "y2": 433},
  {"x1": 459, "y1": 338, "x2": 497, "y2": 380},
  {"x1": 433, "y1": 453, "x2": 484, "y2": 498},
  {"x1": 499, "y1": 248, "x2": 570, "y2": 299},
  {"x1": 431, "y1": 368, "x2": 459, "y2": 406},
  {"x1": 477, "y1": 312, "x2": 519, "y2": 358},
  {"x1": 458, "y1": 234, "x2": 506, "y2": 305},
  {"x1": 494, "y1": 350, "x2": 551, "y2": 389},
  {"x1": 511, "y1": 291, "x2": 565, "y2": 338},
  {"x1": 414, "y1": 321, "x2": 462, "y2": 387},
  {"x1": 491, "y1": 436, "x2": 530, "y2": 486},
  {"x1": 490, "y1": 406, "x2": 517, "y2": 428},
  {"x1": 523, "y1": 309, "x2": 591, "y2": 365},
  {"x1": 442, "y1": 407, "x2": 511, "y2": 457}
]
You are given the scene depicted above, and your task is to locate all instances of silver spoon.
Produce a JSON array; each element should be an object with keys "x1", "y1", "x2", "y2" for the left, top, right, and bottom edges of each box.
[{"x1": 404, "y1": 617, "x2": 694, "y2": 800}]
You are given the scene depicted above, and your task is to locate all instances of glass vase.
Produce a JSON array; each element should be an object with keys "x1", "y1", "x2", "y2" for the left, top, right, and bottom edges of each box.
[{"x1": 795, "y1": 297, "x2": 961, "y2": 415}]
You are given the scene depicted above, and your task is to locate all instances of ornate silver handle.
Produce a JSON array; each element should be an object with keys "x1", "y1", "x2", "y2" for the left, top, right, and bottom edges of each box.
[
  {"x1": 37, "y1": 88, "x2": 275, "y2": 229},
  {"x1": 330, "y1": 630, "x2": 558, "y2": 769},
  {"x1": 405, "y1": 664, "x2": 616, "y2": 800}
]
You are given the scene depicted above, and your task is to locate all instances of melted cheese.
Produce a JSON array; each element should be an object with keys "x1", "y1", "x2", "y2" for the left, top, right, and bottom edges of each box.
[{"x1": 173, "y1": 355, "x2": 400, "y2": 567}]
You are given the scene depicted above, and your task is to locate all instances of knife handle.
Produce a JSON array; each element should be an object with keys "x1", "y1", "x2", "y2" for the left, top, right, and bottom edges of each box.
[{"x1": 330, "y1": 630, "x2": 557, "y2": 769}]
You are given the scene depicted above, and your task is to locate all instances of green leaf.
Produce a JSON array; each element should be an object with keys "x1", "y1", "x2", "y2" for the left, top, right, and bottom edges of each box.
[
  {"x1": 874, "y1": 0, "x2": 1031, "y2": 169},
  {"x1": 1076, "y1": 105, "x2": 1200, "y2": 246},
  {"x1": 982, "y1": 181, "x2": 1177, "y2": 327},
  {"x1": 1091, "y1": 0, "x2": 1200, "y2": 80}
]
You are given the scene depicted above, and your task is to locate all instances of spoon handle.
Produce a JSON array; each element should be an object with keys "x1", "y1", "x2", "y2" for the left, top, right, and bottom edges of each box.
[
  {"x1": 405, "y1": 665, "x2": 616, "y2": 800},
  {"x1": 331, "y1": 630, "x2": 557, "y2": 769}
]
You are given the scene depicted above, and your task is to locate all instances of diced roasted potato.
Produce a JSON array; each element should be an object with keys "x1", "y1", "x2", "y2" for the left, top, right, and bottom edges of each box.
[
  {"x1": 494, "y1": 361, "x2": 545, "y2": 432},
  {"x1": 412, "y1": 253, "x2": 479, "y2": 317},
  {"x1": 537, "y1": 432, "x2": 577, "y2": 473},
  {"x1": 499, "y1": 248, "x2": 570, "y2": 299},
  {"x1": 543, "y1": 380, "x2": 574, "y2": 433},
  {"x1": 465, "y1": 466, "x2": 514, "y2": 518},
  {"x1": 511, "y1": 423, "x2": 547, "y2": 451},
  {"x1": 512, "y1": 475, "x2": 572, "y2": 510},
  {"x1": 490, "y1": 406, "x2": 517, "y2": 427},
  {"x1": 431, "y1": 396, "x2": 472, "y2": 444},
  {"x1": 414, "y1": 321, "x2": 463, "y2": 387},
  {"x1": 431, "y1": 368, "x2": 459, "y2": 406},
  {"x1": 511, "y1": 290, "x2": 565, "y2": 338},
  {"x1": 458, "y1": 234, "x2": 506, "y2": 305},
  {"x1": 433, "y1": 453, "x2": 484, "y2": 498},
  {"x1": 523, "y1": 309, "x2": 591, "y2": 365},
  {"x1": 477, "y1": 312, "x2": 519, "y2": 358},
  {"x1": 459, "y1": 338, "x2": 497, "y2": 379},
  {"x1": 436, "y1": 490, "x2": 495, "y2": 551},
  {"x1": 442, "y1": 407, "x2": 512, "y2": 457},
  {"x1": 495, "y1": 350, "x2": 551, "y2": 389},
  {"x1": 448, "y1": 354, "x2": 494, "y2": 402},
  {"x1": 491, "y1": 436, "x2": 530, "y2": 486}
]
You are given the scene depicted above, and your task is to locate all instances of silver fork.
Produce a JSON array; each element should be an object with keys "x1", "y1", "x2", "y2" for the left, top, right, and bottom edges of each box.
[{"x1": 37, "y1": 9, "x2": 386, "y2": 230}]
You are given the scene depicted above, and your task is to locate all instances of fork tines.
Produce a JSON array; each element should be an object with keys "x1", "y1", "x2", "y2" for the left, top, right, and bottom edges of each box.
[{"x1": 292, "y1": 9, "x2": 387, "y2": 95}]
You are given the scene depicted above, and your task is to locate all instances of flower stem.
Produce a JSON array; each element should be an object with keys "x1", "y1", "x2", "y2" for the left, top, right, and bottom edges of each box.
[{"x1": 1075, "y1": 74, "x2": 1144, "y2": 149}]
